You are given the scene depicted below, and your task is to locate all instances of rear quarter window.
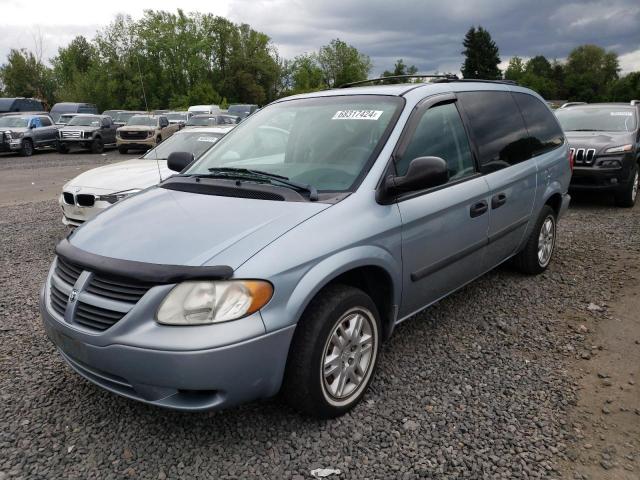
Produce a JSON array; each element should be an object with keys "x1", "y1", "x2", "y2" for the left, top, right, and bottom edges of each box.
[
  {"x1": 457, "y1": 91, "x2": 530, "y2": 173},
  {"x1": 512, "y1": 93, "x2": 563, "y2": 157}
]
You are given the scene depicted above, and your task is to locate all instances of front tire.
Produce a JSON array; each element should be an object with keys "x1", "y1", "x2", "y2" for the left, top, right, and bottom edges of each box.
[
  {"x1": 513, "y1": 205, "x2": 557, "y2": 275},
  {"x1": 19, "y1": 139, "x2": 33, "y2": 157},
  {"x1": 614, "y1": 164, "x2": 638, "y2": 208},
  {"x1": 91, "y1": 137, "x2": 104, "y2": 154},
  {"x1": 282, "y1": 284, "x2": 381, "y2": 418}
]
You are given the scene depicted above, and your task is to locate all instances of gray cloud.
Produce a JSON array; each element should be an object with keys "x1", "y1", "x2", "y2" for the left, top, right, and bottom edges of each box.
[{"x1": 1, "y1": 0, "x2": 639, "y2": 75}]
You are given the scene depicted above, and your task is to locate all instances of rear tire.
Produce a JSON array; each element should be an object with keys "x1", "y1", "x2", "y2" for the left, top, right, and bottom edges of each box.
[
  {"x1": 513, "y1": 205, "x2": 557, "y2": 275},
  {"x1": 19, "y1": 139, "x2": 33, "y2": 157},
  {"x1": 91, "y1": 137, "x2": 104, "y2": 154},
  {"x1": 614, "y1": 164, "x2": 638, "y2": 208},
  {"x1": 118, "y1": 146, "x2": 128, "y2": 154},
  {"x1": 282, "y1": 284, "x2": 381, "y2": 418}
]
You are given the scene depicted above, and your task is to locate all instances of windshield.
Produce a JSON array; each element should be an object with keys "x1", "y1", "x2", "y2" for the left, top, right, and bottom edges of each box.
[
  {"x1": 127, "y1": 116, "x2": 157, "y2": 127},
  {"x1": 166, "y1": 113, "x2": 187, "y2": 121},
  {"x1": 67, "y1": 116, "x2": 101, "y2": 127},
  {"x1": 228, "y1": 105, "x2": 251, "y2": 116},
  {"x1": 189, "y1": 95, "x2": 403, "y2": 192},
  {"x1": 58, "y1": 114, "x2": 76, "y2": 123},
  {"x1": 114, "y1": 112, "x2": 139, "y2": 123},
  {"x1": 556, "y1": 107, "x2": 637, "y2": 132},
  {"x1": 143, "y1": 131, "x2": 225, "y2": 160},
  {"x1": 0, "y1": 116, "x2": 28, "y2": 128}
]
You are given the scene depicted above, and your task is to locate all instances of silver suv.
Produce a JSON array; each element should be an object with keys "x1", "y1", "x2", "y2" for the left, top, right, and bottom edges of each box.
[
  {"x1": 0, "y1": 113, "x2": 58, "y2": 156},
  {"x1": 40, "y1": 79, "x2": 571, "y2": 417}
]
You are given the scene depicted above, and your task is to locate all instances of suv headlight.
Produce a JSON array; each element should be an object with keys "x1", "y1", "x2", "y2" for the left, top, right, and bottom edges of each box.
[
  {"x1": 97, "y1": 189, "x2": 141, "y2": 204},
  {"x1": 156, "y1": 280, "x2": 273, "y2": 325},
  {"x1": 147, "y1": 130, "x2": 154, "y2": 137},
  {"x1": 10, "y1": 131, "x2": 24, "y2": 139},
  {"x1": 604, "y1": 144, "x2": 632, "y2": 154}
]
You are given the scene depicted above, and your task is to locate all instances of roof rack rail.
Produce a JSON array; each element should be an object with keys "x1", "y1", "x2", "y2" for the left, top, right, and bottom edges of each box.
[
  {"x1": 338, "y1": 74, "x2": 459, "y2": 88},
  {"x1": 560, "y1": 102, "x2": 587, "y2": 109},
  {"x1": 338, "y1": 74, "x2": 519, "y2": 88},
  {"x1": 631, "y1": 100, "x2": 640, "y2": 106}
]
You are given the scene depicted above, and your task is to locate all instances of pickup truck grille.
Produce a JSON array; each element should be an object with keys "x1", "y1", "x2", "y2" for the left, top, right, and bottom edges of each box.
[
  {"x1": 120, "y1": 130, "x2": 150, "y2": 140},
  {"x1": 49, "y1": 257, "x2": 154, "y2": 332},
  {"x1": 61, "y1": 130, "x2": 82, "y2": 139}
]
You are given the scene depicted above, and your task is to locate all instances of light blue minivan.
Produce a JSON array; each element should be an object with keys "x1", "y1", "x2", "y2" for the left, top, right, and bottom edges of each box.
[{"x1": 40, "y1": 78, "x2": 571, "y2": 417}]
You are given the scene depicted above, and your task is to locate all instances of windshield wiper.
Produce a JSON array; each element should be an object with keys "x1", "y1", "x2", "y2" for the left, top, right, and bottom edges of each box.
[
  {"x1": 567, "y1": 129, "x2": 598, "y2": 132},
  {"x1": 197, "y1": 167, "x2": 319, "y2": 201}
]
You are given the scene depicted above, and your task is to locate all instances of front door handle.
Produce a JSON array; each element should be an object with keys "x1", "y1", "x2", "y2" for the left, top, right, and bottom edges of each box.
[
  {"x1": 470, "y1": 200, "x2": 488, "y2": 218},
  {"x1": 491, "y1": 193, "x2": 507, "y2": 209}
]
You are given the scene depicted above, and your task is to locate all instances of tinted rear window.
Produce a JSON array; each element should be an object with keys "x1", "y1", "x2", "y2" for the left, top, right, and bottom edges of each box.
[
  {"x1": 458, "y1": 91, "x2": 530, "y2": 173},
  {"x1": 512, "y1": 93, "x2": 563, "y2": 157}
]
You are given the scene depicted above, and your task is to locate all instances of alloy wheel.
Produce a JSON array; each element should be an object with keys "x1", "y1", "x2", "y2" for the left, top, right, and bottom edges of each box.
[{"x1": 537, "y1": 215, "x2": 555, "y2": 267}]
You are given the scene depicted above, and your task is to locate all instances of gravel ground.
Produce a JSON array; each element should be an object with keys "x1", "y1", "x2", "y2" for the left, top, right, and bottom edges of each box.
[{"x1": 1, "y1": 189, "x2": 639, "y2": 479}]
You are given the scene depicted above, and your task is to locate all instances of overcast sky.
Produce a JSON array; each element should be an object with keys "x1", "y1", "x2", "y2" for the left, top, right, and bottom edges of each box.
[{"x1": 1, "y1": 0, "x2": 639, "y2": 75}]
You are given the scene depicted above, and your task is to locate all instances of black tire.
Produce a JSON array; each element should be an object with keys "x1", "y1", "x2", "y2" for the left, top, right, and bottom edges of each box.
[
  {"x1": 614, "y1": 163, "x2": 638, "y2": 208},
  {"x1": 156, "y1": 136, "x2": 162, "y2": 146},
  {"x1": 91, "y1": 137, "x2": 104, "y2": 154},
  {"x1": 513, "y1": 205, "x2": 557, "y2": 275},
  {"x1": 56, "y1": 142, "x2": 69, "y2": 154},
  {"x1": 118, "y1": 146, "x2": 128, "y2": 154},
  {"x1": 282, "y1": 284, "x2": 381, "y2": 418},
  {"x1": 19, "y1": 139, "x2": 33, "y2": 157}
]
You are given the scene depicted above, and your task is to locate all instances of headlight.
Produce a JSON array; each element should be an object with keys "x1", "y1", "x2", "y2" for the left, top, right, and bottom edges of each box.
[
  {"x1": 604, "y1": 144, "x2": 633, "y2": 154},
  {"x1": 10, "y1": 131, "x2": 24, "y2": 139},
  {"x1": 156, "y1": 280, "x2": 273, "y2": 325},
  {"x1": 97, "y1": 189, "x2": 141, "y2": 204},
  {"x1": 147, "y1": 130, "x2": 154, "y2": 137}
]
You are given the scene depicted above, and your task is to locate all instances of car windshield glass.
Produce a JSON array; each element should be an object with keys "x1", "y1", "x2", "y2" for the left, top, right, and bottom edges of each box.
[
  {"x1": 67, "y1": 116, "x2": 101, "y2": 127},
  {"x1": 143, "y1": 131, "x2": 224, "y2": 160},
  {"x1": 127, "y1": 116, "x2": 157, "y2": 127},
  {"x1": 189, "y1": 95, "x2": 402, "y2": 192},
  {"x1": 0, "y1": 116, "x2": 28, "y2": 128},
  {"x1": 187, "y1": 116, "x2": 214, "y2": 126},
  {"x1": 166, "y1": 113, "x2": 187, "y2": 121},
  {"x1": 228, "y1": 106, "x2": 250, "y2": 115},
  {"x1": 58, "y1": 114, "x2": 76, "y2": 123},
  {"x1": 114, "y1": 112, "x2": 138, "y2": 123},
  {"x1": 556, "y1": 107, "x2": 637, "y2": 132}
]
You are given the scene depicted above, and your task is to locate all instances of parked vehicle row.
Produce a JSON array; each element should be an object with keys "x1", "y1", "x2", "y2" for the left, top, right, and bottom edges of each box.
[{"x1": 41, "y1": 79, "x2": 573, "y2": 418}]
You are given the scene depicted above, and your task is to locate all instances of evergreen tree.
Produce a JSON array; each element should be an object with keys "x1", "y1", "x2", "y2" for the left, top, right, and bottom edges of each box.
[{"x1": 461, "y1": 26, "x2": 501, "y2": 80}]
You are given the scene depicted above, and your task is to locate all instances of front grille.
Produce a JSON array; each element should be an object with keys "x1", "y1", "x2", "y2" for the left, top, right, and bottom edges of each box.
[
  {"x1": 75, "y1": 301, "x2": 126, "y2": 331},
  {"x1": 56, "y1": 257, "x2": 83, "y2": 286},
  {"x1": 120, "y1": 130, "x2": 150, "y2": 140},
  {"x1": 570, "y1": 147, "x2": 596, "y2": 166},
  {"x1": 49, "y1": 256, "x2": 153, "y2": 332},
  {"x1": 86, "y1": 274, "x2": 152, "y2": 303},
  {"x1": 50, "y1": 283, "x2": 69, "y2": 317},
  {"x1": 76, "y1": 194, "x2": 95, "y2": 207},
  {"x1": 63, "y1": 192, "x2": 75, "y2": 205},
  {"x1": 61, "y1": 130, "x2": 82, "y2": 139}
]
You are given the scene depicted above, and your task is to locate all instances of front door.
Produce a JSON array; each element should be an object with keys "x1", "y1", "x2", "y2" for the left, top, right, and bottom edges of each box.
[{"x1": 396, "y1": 95, "x2": 490, "y2": 319}]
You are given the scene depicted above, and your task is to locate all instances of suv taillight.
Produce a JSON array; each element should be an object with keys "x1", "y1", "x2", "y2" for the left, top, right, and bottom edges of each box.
[{"x1": 568, "y1": 148, "x2": 574, "y2": 172}]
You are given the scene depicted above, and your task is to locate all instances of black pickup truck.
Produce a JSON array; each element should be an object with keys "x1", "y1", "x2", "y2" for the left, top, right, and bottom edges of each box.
[{"x1": 57, "y1": 114, "x2": 117, "y2": 153}]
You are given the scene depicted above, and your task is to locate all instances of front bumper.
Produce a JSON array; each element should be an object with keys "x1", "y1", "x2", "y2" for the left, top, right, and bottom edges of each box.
[
  {"x1": 117, "y1": 136, "x2": 156, "y2": 149},
  {"x1": 59, "y1": 193, "x2": 107, "y2": 226},
  {"x1": 59, "y1": 138, "x2": 94, "y2": 150},
  {"x1": 570, "y1": 155, "x2": 635, "y2": 192},
  {"x1": 0, "y1": 138, "x2": 22, "y2": 151},
  {"x1": 40, "y1": 284, "x2": 295, "y2": 411}
]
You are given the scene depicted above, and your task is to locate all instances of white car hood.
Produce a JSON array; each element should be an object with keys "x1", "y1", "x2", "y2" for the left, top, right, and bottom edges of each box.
[{"x1": 66, "y1": 159, "x2": 172, "y2": 192}]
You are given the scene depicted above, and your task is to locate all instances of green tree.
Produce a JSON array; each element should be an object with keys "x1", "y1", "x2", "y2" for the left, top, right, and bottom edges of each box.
[
  {"x1": 0, "y1": 48, "x2": 56, "y2": 106},
  {"x1": 525, "y1": 55, "x2": 552, "y2": 78},
  {"x1": 608, "y1": 72, "x2": 640, "y2": 102},
  {"x1": 381, "y1": 58, "x2": 418, "y2": 83},
  {"x1": 564, "y1": 44, "x2": 620, "y2": 101},
  {"x1": 288, "y1": 54, "x2": 325, "y2": 93},
  {"x1": 461, "y1": 26, "x2": 501, "y2": 80},
  {"x1": 317, "y1": 39, "x2": 372, "y2": 88},
  {"x1": 504, "y1": 56, "x2": 525, "y2": 82}
]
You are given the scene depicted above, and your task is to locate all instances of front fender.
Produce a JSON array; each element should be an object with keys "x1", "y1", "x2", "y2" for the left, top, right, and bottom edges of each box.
[{"x1": 258, "y1": 245, "x2": 402, "y2": 334}]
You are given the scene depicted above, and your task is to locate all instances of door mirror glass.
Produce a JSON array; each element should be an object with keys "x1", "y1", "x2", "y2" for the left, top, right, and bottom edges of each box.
[
  {"x1": 167, "y1": 151, "x2": 195, "y2": 172},
  {"x1": 387, "y1": 156, "x2": 449, "y2": 194}
]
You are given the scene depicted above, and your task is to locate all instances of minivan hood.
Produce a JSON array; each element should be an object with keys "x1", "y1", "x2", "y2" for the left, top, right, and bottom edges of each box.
[
  {"x1": 65, "y1": 159, "x2": 170, "y2": 191},
  {"x1": 68, "y1": 187, "x2": 331, "y2": 269}
]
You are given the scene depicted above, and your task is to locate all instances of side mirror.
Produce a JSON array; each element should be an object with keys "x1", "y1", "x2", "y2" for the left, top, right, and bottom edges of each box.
[
  {"x1": 380, "y1": 156, "x2": 449, "y2": 201},
  {"x1": 167, "y1": 151, "x2": 195, "y2": 172}
]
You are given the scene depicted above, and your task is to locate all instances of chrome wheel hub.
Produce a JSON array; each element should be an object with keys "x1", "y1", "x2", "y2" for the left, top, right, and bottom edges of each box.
[
  {"x1": 537, "y1": 216, "x2": 555, "y2": 267},
  {"x1": 322, "y1": 309, "x2": 376, "y2": 402},
  {"x1": 632, "y1": 172, "x2": 638, "y2": 202}
]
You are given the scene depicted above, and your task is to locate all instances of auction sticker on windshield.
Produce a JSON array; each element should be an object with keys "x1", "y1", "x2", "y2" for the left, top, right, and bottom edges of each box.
[
  {"x1": 332, "y1": 110, "x2": 383, "y2": 120},
  {"x1": 610, "y1": 112, "x2": 633, "y2": 116},
  {"x1": 197, "y1": 137, "x2": 219, "y2": 143}
]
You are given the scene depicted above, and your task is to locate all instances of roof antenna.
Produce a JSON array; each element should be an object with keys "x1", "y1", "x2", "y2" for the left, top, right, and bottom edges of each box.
[{"x1": 136, "y1": 55, "x2": 164, "y2": 181}]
